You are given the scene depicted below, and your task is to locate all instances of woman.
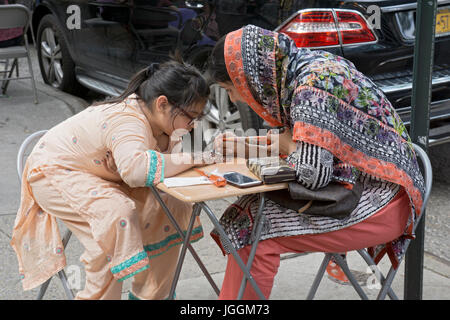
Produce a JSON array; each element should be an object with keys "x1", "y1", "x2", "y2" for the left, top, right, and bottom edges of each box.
[
  {"x1": 208, "y1": 25, "x2": 425, "y2": 299},
  {"x1": 11, "y1": 58, "x2": 215, "y2": 299}
]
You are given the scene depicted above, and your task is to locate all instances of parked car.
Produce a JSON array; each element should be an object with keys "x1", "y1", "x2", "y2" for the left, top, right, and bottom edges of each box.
[{"x1": 22, "y1": 0, "x2": 450, "y2": 146}]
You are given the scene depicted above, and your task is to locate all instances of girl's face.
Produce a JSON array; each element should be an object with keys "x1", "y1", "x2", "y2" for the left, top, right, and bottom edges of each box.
[
  {"x1": 219, "y1": 81, "x2": 245, "y2": 104},
  {"x1": 153, "y1": 95, "x2": 206, "y2": 136}
]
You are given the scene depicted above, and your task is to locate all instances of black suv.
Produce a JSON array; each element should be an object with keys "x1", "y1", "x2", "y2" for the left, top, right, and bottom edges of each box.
[{"x1": 23, "y1": 0, "x2": 450, "y2": 146}]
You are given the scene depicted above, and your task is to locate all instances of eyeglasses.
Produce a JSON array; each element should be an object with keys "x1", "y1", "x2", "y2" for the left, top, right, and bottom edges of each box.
[{"x1": 175, "y1": 102, "x2": 211, "y2": 126}]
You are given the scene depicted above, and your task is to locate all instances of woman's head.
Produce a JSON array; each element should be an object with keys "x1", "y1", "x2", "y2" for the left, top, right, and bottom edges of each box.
[
  {"x1": 208, "y1": 35, "x2": 245, "y2": 104},
  {"x1": 208, "y1": 25, "x2": 286, "y2": 128},
  {"x1": 102, "y1": 56, "x2": 210, "y2": 136}
]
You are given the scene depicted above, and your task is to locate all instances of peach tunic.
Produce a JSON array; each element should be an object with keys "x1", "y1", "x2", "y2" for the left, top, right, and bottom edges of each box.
[{"x1": 11, "y1": 94, "x2": 203, "y2": 293}]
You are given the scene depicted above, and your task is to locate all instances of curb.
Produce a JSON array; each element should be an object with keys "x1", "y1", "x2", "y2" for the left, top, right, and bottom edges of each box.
[{"x1": 15, "y1": 79, "x2": 88, "y2": 116}]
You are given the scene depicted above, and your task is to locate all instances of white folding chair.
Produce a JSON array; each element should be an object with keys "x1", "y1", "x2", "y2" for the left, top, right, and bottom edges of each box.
[
  {"x1": 0, "y1": 4, "x2": 38, "y2": 103},
  {"x1": 306, "y1": 143, "x2": 433, "y2": 300},
  {"x1": 17, "y1": 130, "x2": 74, "y2": 299}
]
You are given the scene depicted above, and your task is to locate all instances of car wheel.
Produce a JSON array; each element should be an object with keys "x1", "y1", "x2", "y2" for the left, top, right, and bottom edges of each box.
[
  {"x1": 36, "y1": 14, "x2": 84, "y2": 94},
  {"x1": 187, "y1": 48, "x2": 264, "y2": 147},
  {"x1": 201, "y1": 84, "x2": 264, "y2": 145}
]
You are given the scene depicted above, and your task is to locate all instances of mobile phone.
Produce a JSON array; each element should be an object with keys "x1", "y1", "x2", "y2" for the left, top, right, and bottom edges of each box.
[{"x1": 223, "y1": 171, "x2": 262, "y2": 188}]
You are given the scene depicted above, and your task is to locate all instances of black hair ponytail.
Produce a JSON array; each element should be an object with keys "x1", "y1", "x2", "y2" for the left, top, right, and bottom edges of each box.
[{"x1": 145, "y1": 62, "x2": 160, "y2": 77}]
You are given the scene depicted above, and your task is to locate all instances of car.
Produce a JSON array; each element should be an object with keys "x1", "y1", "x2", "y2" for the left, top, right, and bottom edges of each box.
[{"x1": 22, "y1": 0, "x2": 450, "y2": 147}]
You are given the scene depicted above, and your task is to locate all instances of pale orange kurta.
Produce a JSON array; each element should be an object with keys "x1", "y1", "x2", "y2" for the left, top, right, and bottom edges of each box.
[{"x1": 11, "y1": 94, "x2": 203, "y2": 294}]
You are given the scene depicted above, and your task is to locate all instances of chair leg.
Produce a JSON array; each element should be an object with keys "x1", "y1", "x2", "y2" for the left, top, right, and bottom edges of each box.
[
  {"x1": 377, "y1": 267, "x2": 399, "y2": 300},
  {"x1": 357, "y1": 249, "x2": 399, "y2": 300},
  {"x1": 58, "y1": 269, "x2": 75, "y2": 300},
  {"x1": 36, "y1": 229, "x2": 74, "y2": 300},
  {"x1": 25, "y1": 45, "x2": 38, "y2": 104},
  {"x1": 306, "y1": 253, "x2": 332, "y2": 300},
  {"x1": 1, "y1": 59, "x2": 9, "y2": 91},
  {"x1": 37, "y1": 269, "x2": 75, "y2": 300},
  {"x1": 36, "y1": 277, "x2": 52, "y2": 300},
  {"x1": 61, "y1": 229, "x2": 72, "y2": 248},
  {"x1": 332, "y1": 253, "x2": 369, "y2": 300},
  {"x1": 1, "y1": 59, "x2": 13, "y2": 95}
]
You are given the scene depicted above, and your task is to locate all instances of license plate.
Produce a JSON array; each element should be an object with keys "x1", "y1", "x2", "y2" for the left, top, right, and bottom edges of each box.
[{"x1": 436, "y1": 7, "x2": 450, "y2": 36}]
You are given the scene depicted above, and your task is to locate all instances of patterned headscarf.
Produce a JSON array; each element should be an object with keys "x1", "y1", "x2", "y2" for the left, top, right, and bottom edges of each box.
[{"x1": 224, "y1": 25, "x2": 425, "y2": 232}]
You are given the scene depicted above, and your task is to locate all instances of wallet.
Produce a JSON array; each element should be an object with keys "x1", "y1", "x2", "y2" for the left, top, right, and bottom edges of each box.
[{"x1": 246, "y1": 157, "x2": 296, "y2": 184}]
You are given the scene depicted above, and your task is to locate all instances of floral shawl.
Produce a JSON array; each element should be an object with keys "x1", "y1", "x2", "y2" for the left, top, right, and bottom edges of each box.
[{"x1": 224, "y1": 25, "x2": 425, "y2": 238}]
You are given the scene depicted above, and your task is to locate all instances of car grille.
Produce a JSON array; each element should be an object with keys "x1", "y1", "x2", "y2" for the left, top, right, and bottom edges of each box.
[{"x1": 371, "y1": 64, "x2": 450, "y2": 94}]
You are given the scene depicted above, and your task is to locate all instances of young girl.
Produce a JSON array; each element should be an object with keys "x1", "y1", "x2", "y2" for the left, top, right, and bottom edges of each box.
[
  {"x1": 11, "y1": 58, "x2": 214, "y2": 299},
  {"x1": 208, "y1": 25, "x2": 425, "y2": 299}
]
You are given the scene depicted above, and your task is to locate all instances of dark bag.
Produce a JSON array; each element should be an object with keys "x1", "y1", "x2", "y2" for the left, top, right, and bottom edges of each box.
[{"x1": 266, "y1": 180, "x2": 364, "y2": 219}]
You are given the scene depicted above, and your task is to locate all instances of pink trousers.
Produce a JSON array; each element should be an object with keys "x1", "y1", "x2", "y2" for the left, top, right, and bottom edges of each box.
[{"x1": 219, "y1": 188, "x2": 411, "y2": 300}]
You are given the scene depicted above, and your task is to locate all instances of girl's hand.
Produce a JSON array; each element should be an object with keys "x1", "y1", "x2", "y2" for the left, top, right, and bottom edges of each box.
[{"x1": 103, "y1": 151, "x2": 118, "y2": 173}]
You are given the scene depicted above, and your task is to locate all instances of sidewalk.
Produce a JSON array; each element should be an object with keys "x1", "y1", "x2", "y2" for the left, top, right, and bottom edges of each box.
[{"x1": 0, "y1": 59, "x2": 449, "y2": 300}]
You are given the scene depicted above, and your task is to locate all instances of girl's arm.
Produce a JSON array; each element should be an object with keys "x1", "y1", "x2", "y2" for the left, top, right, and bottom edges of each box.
[
  {"x1": 103, "y1": 114, "x2": 211, "y2": 188},
  {"x1": 162, "y1": 151, "x2": 213, "y2": 178}
]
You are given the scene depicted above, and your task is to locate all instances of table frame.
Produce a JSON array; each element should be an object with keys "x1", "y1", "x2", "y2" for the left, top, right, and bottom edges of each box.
[{"x1": 149, "y1": 186, "x2": 269, "y2": 300}]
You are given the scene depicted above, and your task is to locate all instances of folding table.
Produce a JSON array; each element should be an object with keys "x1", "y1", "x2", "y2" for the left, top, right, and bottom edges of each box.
[{"x1": 150, "y1": 159, "x2": 288, "y2": 300}]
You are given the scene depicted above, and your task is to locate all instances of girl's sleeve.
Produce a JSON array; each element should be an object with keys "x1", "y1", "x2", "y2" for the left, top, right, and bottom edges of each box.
[{"x1": 103, "y1": 113, "x2": 165, "y2": 188}]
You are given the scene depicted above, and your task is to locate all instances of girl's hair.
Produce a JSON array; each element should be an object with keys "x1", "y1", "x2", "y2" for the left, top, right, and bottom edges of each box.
[
  {"x1": 207, "y1": 35, "x2": 231, "y2": 84},
  {"x1": 95, "y1": 54, "x2": 210, "y2": 114}
]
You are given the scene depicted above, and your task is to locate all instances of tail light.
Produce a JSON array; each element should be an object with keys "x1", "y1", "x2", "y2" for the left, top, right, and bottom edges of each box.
[{"x1": 278, "y1": 9, "x2": 377, "y2": 48}]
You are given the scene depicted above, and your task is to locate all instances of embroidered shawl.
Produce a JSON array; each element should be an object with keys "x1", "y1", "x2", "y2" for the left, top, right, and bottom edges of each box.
[{"x1": 224, "y1": 25, "x2": 425, "y2": 237}]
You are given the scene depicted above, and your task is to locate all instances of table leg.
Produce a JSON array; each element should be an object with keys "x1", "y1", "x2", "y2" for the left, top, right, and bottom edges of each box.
[
  {"x1": 149, "y1": 186, "x2": 220, "y2": 297},
  {"x1": 237, "y1": 193, "x2": 266, "y2": 299},
  {"x1": 168, "y1": 203, "x2": 201, "y2": 299},
  {"x1": 199, "y1": 202, "x2": 266, "y2": 300}
]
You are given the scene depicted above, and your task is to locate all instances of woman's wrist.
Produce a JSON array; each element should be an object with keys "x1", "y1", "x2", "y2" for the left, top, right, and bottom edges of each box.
[{"x1": 287, "y1": 140, "x2": 298, "y2": 156}]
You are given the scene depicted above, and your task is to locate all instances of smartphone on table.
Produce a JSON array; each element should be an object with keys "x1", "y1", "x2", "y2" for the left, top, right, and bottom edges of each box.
[{"x1": 223, "y1": 171, "x2": 262, "y2": 188}]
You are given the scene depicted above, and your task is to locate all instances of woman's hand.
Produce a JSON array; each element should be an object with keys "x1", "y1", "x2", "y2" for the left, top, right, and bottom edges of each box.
[
  {"x1": 213, "y1": 131, "x2": 239, "y2": 157},
  {"x1": 267, "y1": 127, "x2": 297, "y2": 157}
]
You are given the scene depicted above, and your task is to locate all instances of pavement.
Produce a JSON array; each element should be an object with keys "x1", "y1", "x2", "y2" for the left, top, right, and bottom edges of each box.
[{"x1": 0, "y1": 49, "x2": 449, "y2": 300}]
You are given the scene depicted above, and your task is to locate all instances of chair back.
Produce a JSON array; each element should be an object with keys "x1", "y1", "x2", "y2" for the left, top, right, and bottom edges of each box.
[
  {"x1": 0, "y1": 4, "x2": 31, "y2": 30},
  {"x1": 411, "y1": 143, "x2": 433, "y2": 232},
  {"x1": 17, "y1": 130, "x2": 48, "y2": 181}
]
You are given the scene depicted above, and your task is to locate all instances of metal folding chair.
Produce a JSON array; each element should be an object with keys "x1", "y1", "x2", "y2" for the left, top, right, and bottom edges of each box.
[
  {"x1": 17, "y1": 130, "x2": 74, "y2": 299},
  {"x1": 0, "y1": 4, "x2": 38, "y2": 103},
  {"x1": 306, "y1": 143, "x2": 433, "y2": 300}
]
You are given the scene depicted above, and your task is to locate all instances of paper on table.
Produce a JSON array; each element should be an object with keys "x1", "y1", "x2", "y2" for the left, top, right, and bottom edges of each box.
[{"x1": 163, "y1": 176, "x2": 213, "y2": 188}]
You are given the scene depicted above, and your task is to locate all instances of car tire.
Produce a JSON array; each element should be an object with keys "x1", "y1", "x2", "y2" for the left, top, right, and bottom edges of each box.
[
  {"x1": 36, "y1": 14, "x2": 86, "y2": 95},
  {"x1": 187, "y1": 46, "x2": 264, "y2": 144}
]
